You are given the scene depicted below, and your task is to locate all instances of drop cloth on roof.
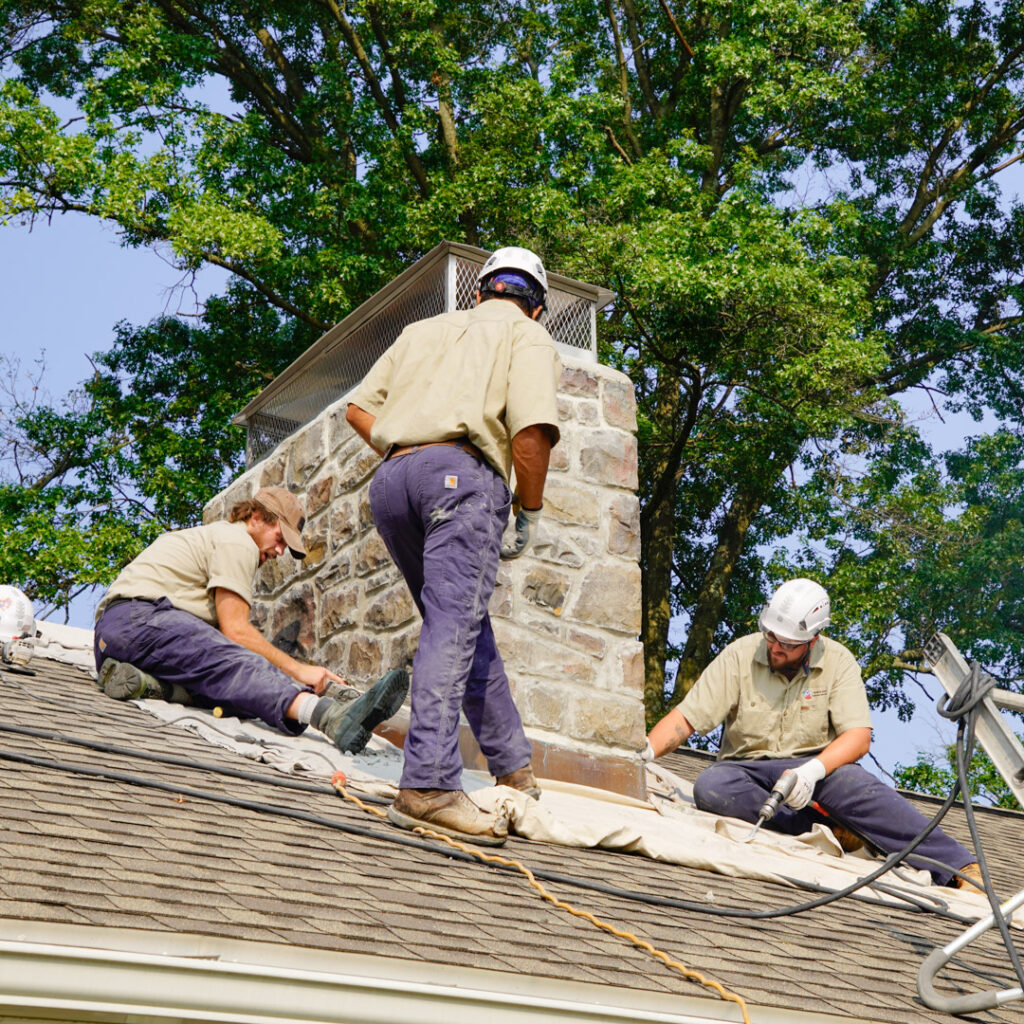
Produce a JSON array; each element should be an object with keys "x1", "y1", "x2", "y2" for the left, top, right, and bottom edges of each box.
[{"x1": 138, "y1": 699, "x2": 1017, "y2": 926}]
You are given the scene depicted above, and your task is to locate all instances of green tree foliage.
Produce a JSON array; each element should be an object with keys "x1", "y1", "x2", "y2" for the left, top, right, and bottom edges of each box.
[
  {"x1": 1, "y1": 0, "x2": 1023, "y2": 751},
  {"x1": 894, "y1": 740, "x2": 1023, "y2": 811}
]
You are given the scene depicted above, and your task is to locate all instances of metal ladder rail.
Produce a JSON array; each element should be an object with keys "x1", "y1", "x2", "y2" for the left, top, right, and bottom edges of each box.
[
  {"x1": 922, "y1": 632, "x2": 1024, "y2": 808},
  {"x1": 916, "y1": 632, "x2": 1024, "y2": 1014}
]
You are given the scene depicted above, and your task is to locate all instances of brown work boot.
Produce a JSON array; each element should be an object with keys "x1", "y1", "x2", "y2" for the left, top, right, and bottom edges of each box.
[
  {"x1": 495, "y1": 765, "x2": 541, "y2": 800},
  {"x1": 387, "y1": 788, "x2": 508, "y2": 846},
  {"x1": 955, "y1": 862, "x2": 984, "y2": 892},
  {"x1": 829, "y1": 824, "x2": 865, "y2": 853}
]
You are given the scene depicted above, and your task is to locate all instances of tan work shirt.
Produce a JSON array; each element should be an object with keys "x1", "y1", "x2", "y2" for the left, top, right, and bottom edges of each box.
[
  {"x1": 350, "y1": 300, "x2": 561, "y2": 481},
  {"x1": 677, "y1": 632, "x2": 872, "y2": 760},
  {"x1": 95, "y1": 521, "x2": 258, "y2": 627}
]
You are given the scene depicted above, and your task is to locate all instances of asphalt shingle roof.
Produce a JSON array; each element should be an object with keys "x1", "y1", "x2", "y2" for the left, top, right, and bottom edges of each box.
[{"x1": 2, "y1": 655, "x2": 1024, "y2": 1022}]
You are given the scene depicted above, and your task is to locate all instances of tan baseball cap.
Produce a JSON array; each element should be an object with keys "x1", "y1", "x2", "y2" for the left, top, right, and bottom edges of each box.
[{"x1": 253, "y1": 487, "x2": 307, "y2": 559}]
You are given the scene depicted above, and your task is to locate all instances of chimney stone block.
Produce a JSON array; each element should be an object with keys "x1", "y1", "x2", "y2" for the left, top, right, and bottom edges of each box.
[
  {"x1": 570, "y1": 563, "x2": 643, "y2": 635},
  {"x1": 259, "y1": 453, "x2": 287, "y2": 487},
  {"x1": 347, "y1": 634, "x2": 384, "y2": 683},
  {"x1": 579, "y1": 430, "x2": 639, "y2": 490},
  {"x1": 364, "y1": 584, "x2": 416, "y2": 632},
  {"x1": 559, "y1": 365, "x2": 599, "y2": 397},
  {"x1": 602, "y1": 377, "x2": 638, "y2": 432},
  {"x1": 288, "y1": 420, "x2": 326, "y2": 484},
  {"x1": 541, "y1": 481, "x2": 600, "y2": 528}
]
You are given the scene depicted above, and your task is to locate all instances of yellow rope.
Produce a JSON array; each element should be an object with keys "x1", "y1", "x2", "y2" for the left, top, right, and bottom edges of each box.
[{"x1": 333, "y1": 780, "x2": 752, "y2": 1024}]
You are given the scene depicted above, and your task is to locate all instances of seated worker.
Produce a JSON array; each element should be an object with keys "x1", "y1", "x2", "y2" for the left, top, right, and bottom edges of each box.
[
  {"x1": 94, "y1": 486, "x2": 407, "y2": 753},
  {"x1": 645, "y1": 578, "x2": 982, "y2": 889}
]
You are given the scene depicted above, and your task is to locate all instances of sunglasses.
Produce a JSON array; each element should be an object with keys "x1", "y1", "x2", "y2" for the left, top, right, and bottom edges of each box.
[{"x1": 762, "y1": 630, "x2": 810, "y2": 652}]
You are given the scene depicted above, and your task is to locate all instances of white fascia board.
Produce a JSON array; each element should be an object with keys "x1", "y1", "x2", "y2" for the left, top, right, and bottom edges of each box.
[{"x1": 0, "y1": 920, "x2": 882, "y2": 1024}]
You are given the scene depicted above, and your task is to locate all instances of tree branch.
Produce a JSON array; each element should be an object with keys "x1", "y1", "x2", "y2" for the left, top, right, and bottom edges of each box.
[{"x1": 319, "y1": 0, "x2": 431, "y2": 196}]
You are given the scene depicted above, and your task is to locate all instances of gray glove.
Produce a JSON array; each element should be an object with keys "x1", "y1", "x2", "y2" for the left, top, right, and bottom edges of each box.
[{"x1": 500, "y1": 505, "x2": 542, "y2": 560}]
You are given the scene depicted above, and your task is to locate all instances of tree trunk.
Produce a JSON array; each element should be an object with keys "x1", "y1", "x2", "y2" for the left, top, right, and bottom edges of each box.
[
  {"x1": 639, "y1": 377, "x2": 682, "y2": 726},
  {"x1": 670, "y1": 442, "x2": 798, "y2": 703},
  {"x1": 671, "y1": 481, "x2": 765, "y2": 703}
]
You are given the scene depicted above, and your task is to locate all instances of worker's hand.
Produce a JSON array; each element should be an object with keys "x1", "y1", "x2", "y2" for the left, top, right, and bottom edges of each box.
[
  {"x1": 500, "y1": 505, "x2": 542, "y2": 560},
  {"x1": 641, "y1": 739, "x2": 656, "y2": 763},
  {"x1": 783, "y1": 758, "x2": 827, "y2": 810},
  {"x1": 294, "y1": 664, "x2": 345, "y2": 694}
]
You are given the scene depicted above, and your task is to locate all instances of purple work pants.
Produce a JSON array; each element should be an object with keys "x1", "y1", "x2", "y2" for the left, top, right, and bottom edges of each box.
[
  {"x1": 693, "y1": 758, "x2": 975, "y2": 884},
  {"x1": 369, "y1": 445, "x2": 532, "y2": 790},
  {"x1": 94, "y1": 597, "x2": 308, "y2": 734}
]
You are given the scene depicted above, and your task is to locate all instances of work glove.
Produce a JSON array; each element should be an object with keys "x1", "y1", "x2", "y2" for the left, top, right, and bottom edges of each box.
[
  {"x1": 641, "y1": 739, "x2": 656, "y2": 763},
  {"x1": 500, "y1": 504, "x2": 542, "y2": 560},
  {"x1": 783, "y1": 758, "x2": 827, "y2": 810}
]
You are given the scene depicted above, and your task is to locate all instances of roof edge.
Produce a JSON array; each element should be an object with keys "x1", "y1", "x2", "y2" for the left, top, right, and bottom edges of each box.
[{"x1": 0, "y1": 922, "x2": 880, "y2": 1024}]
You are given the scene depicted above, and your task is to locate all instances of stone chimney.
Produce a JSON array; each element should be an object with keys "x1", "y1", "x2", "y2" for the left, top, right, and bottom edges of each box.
[{"x1": 209, "y1": 244, "x2": 645, "y2": 797}]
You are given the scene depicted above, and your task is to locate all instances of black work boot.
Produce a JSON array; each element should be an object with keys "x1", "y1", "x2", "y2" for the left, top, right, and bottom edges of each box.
[
  {"x1": 98, "y1": 659, "x2": 170, "y2": 702},
  {"x1": 310, "y1": 668, "x2": 409, "y2": 753}
]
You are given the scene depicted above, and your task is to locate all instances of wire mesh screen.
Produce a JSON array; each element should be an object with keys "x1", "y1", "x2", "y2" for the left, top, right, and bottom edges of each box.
[{"x1": 242, "y1": 245, "x2": 600, "y2": 466}]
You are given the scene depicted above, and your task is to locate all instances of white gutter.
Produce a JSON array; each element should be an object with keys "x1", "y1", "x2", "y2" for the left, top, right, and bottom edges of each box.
[{"x1": 0, "y1": 920, "x2": 882, "y2": 1024}]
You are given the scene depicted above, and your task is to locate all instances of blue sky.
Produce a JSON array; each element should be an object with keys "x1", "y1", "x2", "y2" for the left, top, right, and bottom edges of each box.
[{"x1": 2, "y1": 215, "x2": 228, "y2": 399}]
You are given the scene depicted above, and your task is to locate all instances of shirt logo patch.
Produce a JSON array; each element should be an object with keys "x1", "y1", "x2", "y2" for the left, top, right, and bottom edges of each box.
[
  {"x1": 444, "y1": 475, "x2": 458, "y2": 489},
  {"x1": 802, "y1": 689, "x2": 813, "y2": 701}
]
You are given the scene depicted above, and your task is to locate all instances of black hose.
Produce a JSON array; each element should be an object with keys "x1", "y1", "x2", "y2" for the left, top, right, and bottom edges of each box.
[
  {"x1": 0, "y1": 733, "x2": 975, "y2": 924},
  {"x1": 0, "y1": 721, "x2": 391, "y2": 805},
  {"x1": 939, "y1": 661, "x2": 1024, "y2": 998}
]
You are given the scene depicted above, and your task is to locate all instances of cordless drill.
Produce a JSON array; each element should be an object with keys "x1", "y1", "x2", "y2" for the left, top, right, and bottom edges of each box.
[{"x1": 742, "y1": 770, "x2": 798, "y2": 843}]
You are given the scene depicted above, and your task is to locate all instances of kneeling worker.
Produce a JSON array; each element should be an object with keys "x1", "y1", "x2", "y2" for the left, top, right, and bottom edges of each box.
[
  {"x1": 645, "y1": 578, "x2": 981, "y2": 888},
  {"x1": 94, "y1": 487, "x2": 407, "y2": 752}
]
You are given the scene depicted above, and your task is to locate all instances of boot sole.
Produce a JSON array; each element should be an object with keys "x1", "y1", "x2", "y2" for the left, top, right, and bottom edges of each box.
[
  {"x1": 99, "y1": 660, "x2": 166, "y2": 702},
  {"x1": 386, "y1": 804, "x2": 507, "y2": 846},
  {"x1": 332, "y1": 668, "x2": 409, "y2": 753}
]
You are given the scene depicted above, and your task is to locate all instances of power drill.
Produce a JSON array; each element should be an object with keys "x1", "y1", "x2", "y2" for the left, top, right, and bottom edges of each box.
[{"x1": 742, "y1": 770, "x2": 797, "y2": 843}]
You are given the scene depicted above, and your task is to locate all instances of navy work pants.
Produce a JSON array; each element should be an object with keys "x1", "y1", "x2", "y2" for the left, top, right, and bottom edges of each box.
[
  {"x1": 369, "y1": 445, "x2": 533, "y2": 790},
  {"x1": 94, "y1": 597, "x2": 308, "y2": 734},
  {"x1": 693, "y1": 758, "x2": 975, "y2": 884}
]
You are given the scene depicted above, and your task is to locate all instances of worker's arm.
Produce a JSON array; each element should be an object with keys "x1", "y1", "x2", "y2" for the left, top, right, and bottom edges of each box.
[
  {"x1": 214, "y1": 588, "x2": 344, "y2": 693},
  {"x1": 510, "y1": 424, "x2": 552, "y2": 510},
  {"x1": 346, "y1": 403, "x2": 384, "y2": 457},
  {"x1": 646, "y1": 707, "x2": 696, "y2": 759},
  {"x1": 501, "y1": 425, "x2": 553, "y2": 560},
  {"x1": 785, "y1": 726, "x2": 872, "y2": 808},
  {"x1": 816, "y1": 726, "x2": 871, "y2": 774}
]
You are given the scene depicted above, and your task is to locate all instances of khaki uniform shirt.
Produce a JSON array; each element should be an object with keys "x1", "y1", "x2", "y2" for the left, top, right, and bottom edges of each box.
[
  {"x1": 350, "y1": 300, "x2": 561, "y2": 481},
  {"x1": 677, "y1": 633, "x2": 872, "y2": 760},
  {"x1": 95, "y1": 521, "x2": 258, "y2": 627}
]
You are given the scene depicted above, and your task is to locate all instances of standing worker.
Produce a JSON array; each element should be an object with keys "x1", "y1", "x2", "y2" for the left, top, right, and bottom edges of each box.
[
  {"x1": 346, "y1": 246, "x2": 561, "y2": 846},
  {"x1": 645, "y1": 578, "x2": 982, "y2": 888},
  {"x1": 94, "y1": 487, "x2": 408, "y2": 753}
]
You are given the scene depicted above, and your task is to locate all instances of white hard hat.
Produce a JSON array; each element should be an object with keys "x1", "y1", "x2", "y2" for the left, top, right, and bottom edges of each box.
[
  {"x1": 477, "y1": 246, "x2": 548, "y2": 303},
  {"x1": 0, "y1": 585, "x2": 35, "y2": 642},
  {"x1": 758, "y1": 578, "x2": 830, "y2": 642}
]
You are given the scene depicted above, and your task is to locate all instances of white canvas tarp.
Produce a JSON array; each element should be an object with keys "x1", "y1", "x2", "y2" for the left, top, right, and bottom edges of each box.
[{"x1": 139, "y1": 700, "x2": 1015, "y2": 926}]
